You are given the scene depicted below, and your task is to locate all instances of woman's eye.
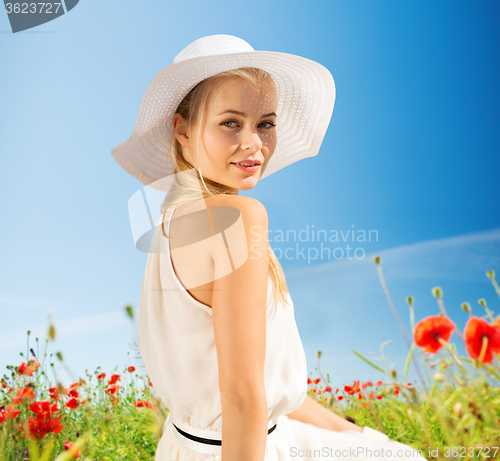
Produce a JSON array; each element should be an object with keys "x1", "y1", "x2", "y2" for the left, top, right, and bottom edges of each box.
[
  {"x1": 259, "y1": 121, "x2": 276, "y2": 129},
  {"x1": 221, "y1": 120, "x2": 238, "y2": 127}
]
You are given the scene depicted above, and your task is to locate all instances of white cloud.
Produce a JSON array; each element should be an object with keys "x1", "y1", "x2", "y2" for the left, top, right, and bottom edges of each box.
[{"x1": 287, "y1": 227, "x2": 500, "y2": 284}]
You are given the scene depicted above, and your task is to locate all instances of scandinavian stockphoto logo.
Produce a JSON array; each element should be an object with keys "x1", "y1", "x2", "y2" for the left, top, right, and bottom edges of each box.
[
  {"x1": 3, "y1": 0, "x2": 79, "y2": 33},
  {"x1": 128, "y1": 167, "x2": 376, "y2": 279},
  {"x1": 128, "y1": 169, "x2": 251, "y2": 291}
]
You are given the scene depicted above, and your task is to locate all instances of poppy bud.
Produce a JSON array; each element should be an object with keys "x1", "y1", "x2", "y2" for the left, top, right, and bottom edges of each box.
[
  {"x1": 47, "y1": 311, "x2": 56, "y2": 340},
  {"x1": 316, "y1": 350, "x2": 322, "y2": 359},
  {"x1": 486, "y1": 270, "x2": 495, "y2": 280},
  {"x1": 372, "y1": 256, "x2": 381, "y2": 265},
  {"x1": 478, "y1": 298, "x2": 487, "y2": 308},
  {"x1": 125, "y1": 305, "x2": 134, "y2": 319},
  {"x1": 461, "y1": 302, "x2": 471, "y2": 314},
  {"x1": 56, "y1": 352, "x2": 63, "y2": 362},
  {"x1": 431, "y1": 287, "x2": 442, "y2": 299},
  {"x1": 48, "y1": 324, "x2": 55, "y2": 341},
  {"x1": 390, "y1": 369, "x2": 397, "y2": 378},
  {"x1": 405, "y1": 296, "x2": 414, "y2": 306}
]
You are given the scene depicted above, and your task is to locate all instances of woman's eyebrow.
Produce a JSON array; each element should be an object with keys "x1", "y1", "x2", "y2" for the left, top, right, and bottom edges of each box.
[{"x1": 216, "y1": 109, "x2": 277, "y2": 118}]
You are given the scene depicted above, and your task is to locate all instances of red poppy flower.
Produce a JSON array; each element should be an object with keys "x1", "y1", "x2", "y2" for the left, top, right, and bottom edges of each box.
[
  {"x1": 69, "y1": 379, "x2": 86, "y2": 389},
  {"x1": 48, "y1": 386, "x2": 68, "y2": 401},
  {"x1": 15, "y1": 387, "x2": 36, "y2": 402},
  {"x1": 29, "y1": 401, "x2": 58, "y2": 415},
  {"x1": 376, "y1": 381, "x2": 383, "y2": 386},
  {"x1": 324, "y1": 385, "x2": 332, "y2": 393},
  {"x1": 307, "y1": 377, "x2": 312, "y2": 385},
  {"x1": 108, "y1": 374, "x2": 120, "y2": 385},
  {"x1": 337, "y1": 395, "x2": 344, "y2": 401},
  {"x1": 394, "y1": 388, "x2": 400, "y2": 395},
  {"x1": 64, "y1": 440, "x2": 80, "y2": 458},
  {"x1": 48, "y1": 387, "x2": 58, "y2": 399},
  {"x1": 17, "y1": 362, "x2": 35, "y2": 376},
  {"x1": 127, "y1": 366, "x2": 136, "y2": 373},
  {"x1": 28, "y1": 359, "x2": 41, "y2": 371},
  {"x1": 3, "y1": 405, "x2": 20, "y2": 419},
  {"x1": 134, "y1": 400, "x2": 157, "y2": 410},
  {"x1": 26, "y1": 415, "x2": 49, "y2": 440},
  {"x1": 45, "y1": 415, "x2": 64, "y2": 434},
  {"x1": 66, "y1": 397, "x2": 80, "y2": 410},
  {"x1": 344, "y1": 380, "x2": 360, "y2": 395},
  {"x1": 97, "y1": 373, "x2": 106, "y2": 380},
  {"x1": 25, "y1": 413, "x2": 64, "y2": 441},
  {"x1": 361, "y1": 381, "x2": 373, "y2": 389},
  {"x1": 313, "y1": 377, "x2": 321, "y2": 385},
  {"x1": 464, "y1": 317, "x2": 500, "y2": 363},
  {"x1": 148, "y1": 380, "x2": 153, "y2": 387},
  {"x1": 376, "y1": 395, "x2": 383, "y2": 400},
  {"x1": 68, "y1": 389, "x2": 79, "y2": 398},
  {"x1": 104, "y1": 384, "x2": 119, "y2": 395},
  {"x1": 414, "y1": 316, "x2": 456, "y2": 353}
]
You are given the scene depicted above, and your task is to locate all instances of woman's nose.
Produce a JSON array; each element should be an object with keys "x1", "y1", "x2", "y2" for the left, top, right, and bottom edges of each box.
[{"x1": 240, "y1": 129, "x2": 263, "y2": 152}]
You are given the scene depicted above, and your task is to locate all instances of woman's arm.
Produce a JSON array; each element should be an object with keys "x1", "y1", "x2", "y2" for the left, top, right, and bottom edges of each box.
[
  {"x1": 210, "y1": 195, "x2": 271, "y2": 461},
  {"x1": 286, "y1": 395, "x2": 363, "y2": 432}
]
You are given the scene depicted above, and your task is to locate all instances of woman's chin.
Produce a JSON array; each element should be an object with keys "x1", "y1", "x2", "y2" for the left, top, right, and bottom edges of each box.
[
  {"x1": 208, "y1": 174, "x2": 260, "y2": 193},
  {"x1": 235, "y1": 176, "x2": 260, "y2": 191}
]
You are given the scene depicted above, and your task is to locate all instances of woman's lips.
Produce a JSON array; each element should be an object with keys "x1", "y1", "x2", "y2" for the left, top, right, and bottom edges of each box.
[{"x1": 231, "y1": 163, "x2": 260, "y2": 173}]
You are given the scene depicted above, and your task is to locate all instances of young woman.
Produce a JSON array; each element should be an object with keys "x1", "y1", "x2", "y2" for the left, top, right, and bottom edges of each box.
[{"x1": 112, "y1": 35, "x2": 426, "y2": 461}]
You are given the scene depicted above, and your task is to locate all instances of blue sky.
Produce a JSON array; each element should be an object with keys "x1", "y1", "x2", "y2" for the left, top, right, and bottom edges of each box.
[{"x1": 1, "y1": 1, "x2": 499, "y2": 391}]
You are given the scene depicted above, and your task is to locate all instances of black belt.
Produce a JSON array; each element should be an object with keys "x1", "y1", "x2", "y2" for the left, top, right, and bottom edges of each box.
[{"x1": 172, "y1": 422, "x2": 278, "y2": 446}]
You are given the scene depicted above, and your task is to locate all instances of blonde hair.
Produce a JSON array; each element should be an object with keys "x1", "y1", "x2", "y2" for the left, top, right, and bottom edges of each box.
[{"x1": 160, "y1": 67, "x2": 290, "y2": 308}]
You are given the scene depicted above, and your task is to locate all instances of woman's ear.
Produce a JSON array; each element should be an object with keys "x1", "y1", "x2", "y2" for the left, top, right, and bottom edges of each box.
[{"x1": 173, "y1": 113, "x2": 191, "y2": 148}]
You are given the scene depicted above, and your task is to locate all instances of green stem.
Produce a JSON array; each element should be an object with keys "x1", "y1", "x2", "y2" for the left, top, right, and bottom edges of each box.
[
  {"x1": 376, "y1": 263, "x2": 428, "y2": 393},
  {"x1": 438, "y1": 298, "x2": 465, "y2": 342}
]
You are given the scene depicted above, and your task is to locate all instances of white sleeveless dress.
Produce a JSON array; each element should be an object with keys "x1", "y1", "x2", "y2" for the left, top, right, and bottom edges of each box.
[{"x1": 139, "y1": 208, "x2": 427, "y2": 461}]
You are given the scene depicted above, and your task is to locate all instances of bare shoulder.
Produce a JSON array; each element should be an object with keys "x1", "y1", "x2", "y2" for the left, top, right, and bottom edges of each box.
[{"x1": 204, "y1": 194, "x2": 268, "y2": 228}]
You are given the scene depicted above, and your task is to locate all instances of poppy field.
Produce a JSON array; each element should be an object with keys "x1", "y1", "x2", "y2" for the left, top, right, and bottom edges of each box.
[
  {"x1": 1, "y1": 257, "x2": 499, "y2": 460},
  {"x1": 308, "y1": 259, "x2": 500, "y2": 460}
]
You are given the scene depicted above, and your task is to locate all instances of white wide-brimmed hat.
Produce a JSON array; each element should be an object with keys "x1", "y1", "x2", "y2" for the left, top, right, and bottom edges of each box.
[{"x1": 111, "y1": 34, "x2": 336, "y2": 188}]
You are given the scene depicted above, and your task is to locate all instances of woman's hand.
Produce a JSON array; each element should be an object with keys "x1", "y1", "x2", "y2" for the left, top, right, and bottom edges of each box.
[{"x1": 286, "y1": 395, "x2": 363, "y2": 432}]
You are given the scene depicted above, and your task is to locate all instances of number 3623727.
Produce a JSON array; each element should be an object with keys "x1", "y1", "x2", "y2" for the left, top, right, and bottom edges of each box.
[
  {"x1": 5, "y1": 3, "x2": 63, "y2": 14},
  {"x1": 439, "y1": 446, "x2": 499, "y2": 457}
]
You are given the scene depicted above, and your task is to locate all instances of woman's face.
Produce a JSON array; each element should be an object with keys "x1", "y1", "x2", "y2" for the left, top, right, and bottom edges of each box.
[{"x1": 176, "y1": 77, "x2": 278, "y2": 193}]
